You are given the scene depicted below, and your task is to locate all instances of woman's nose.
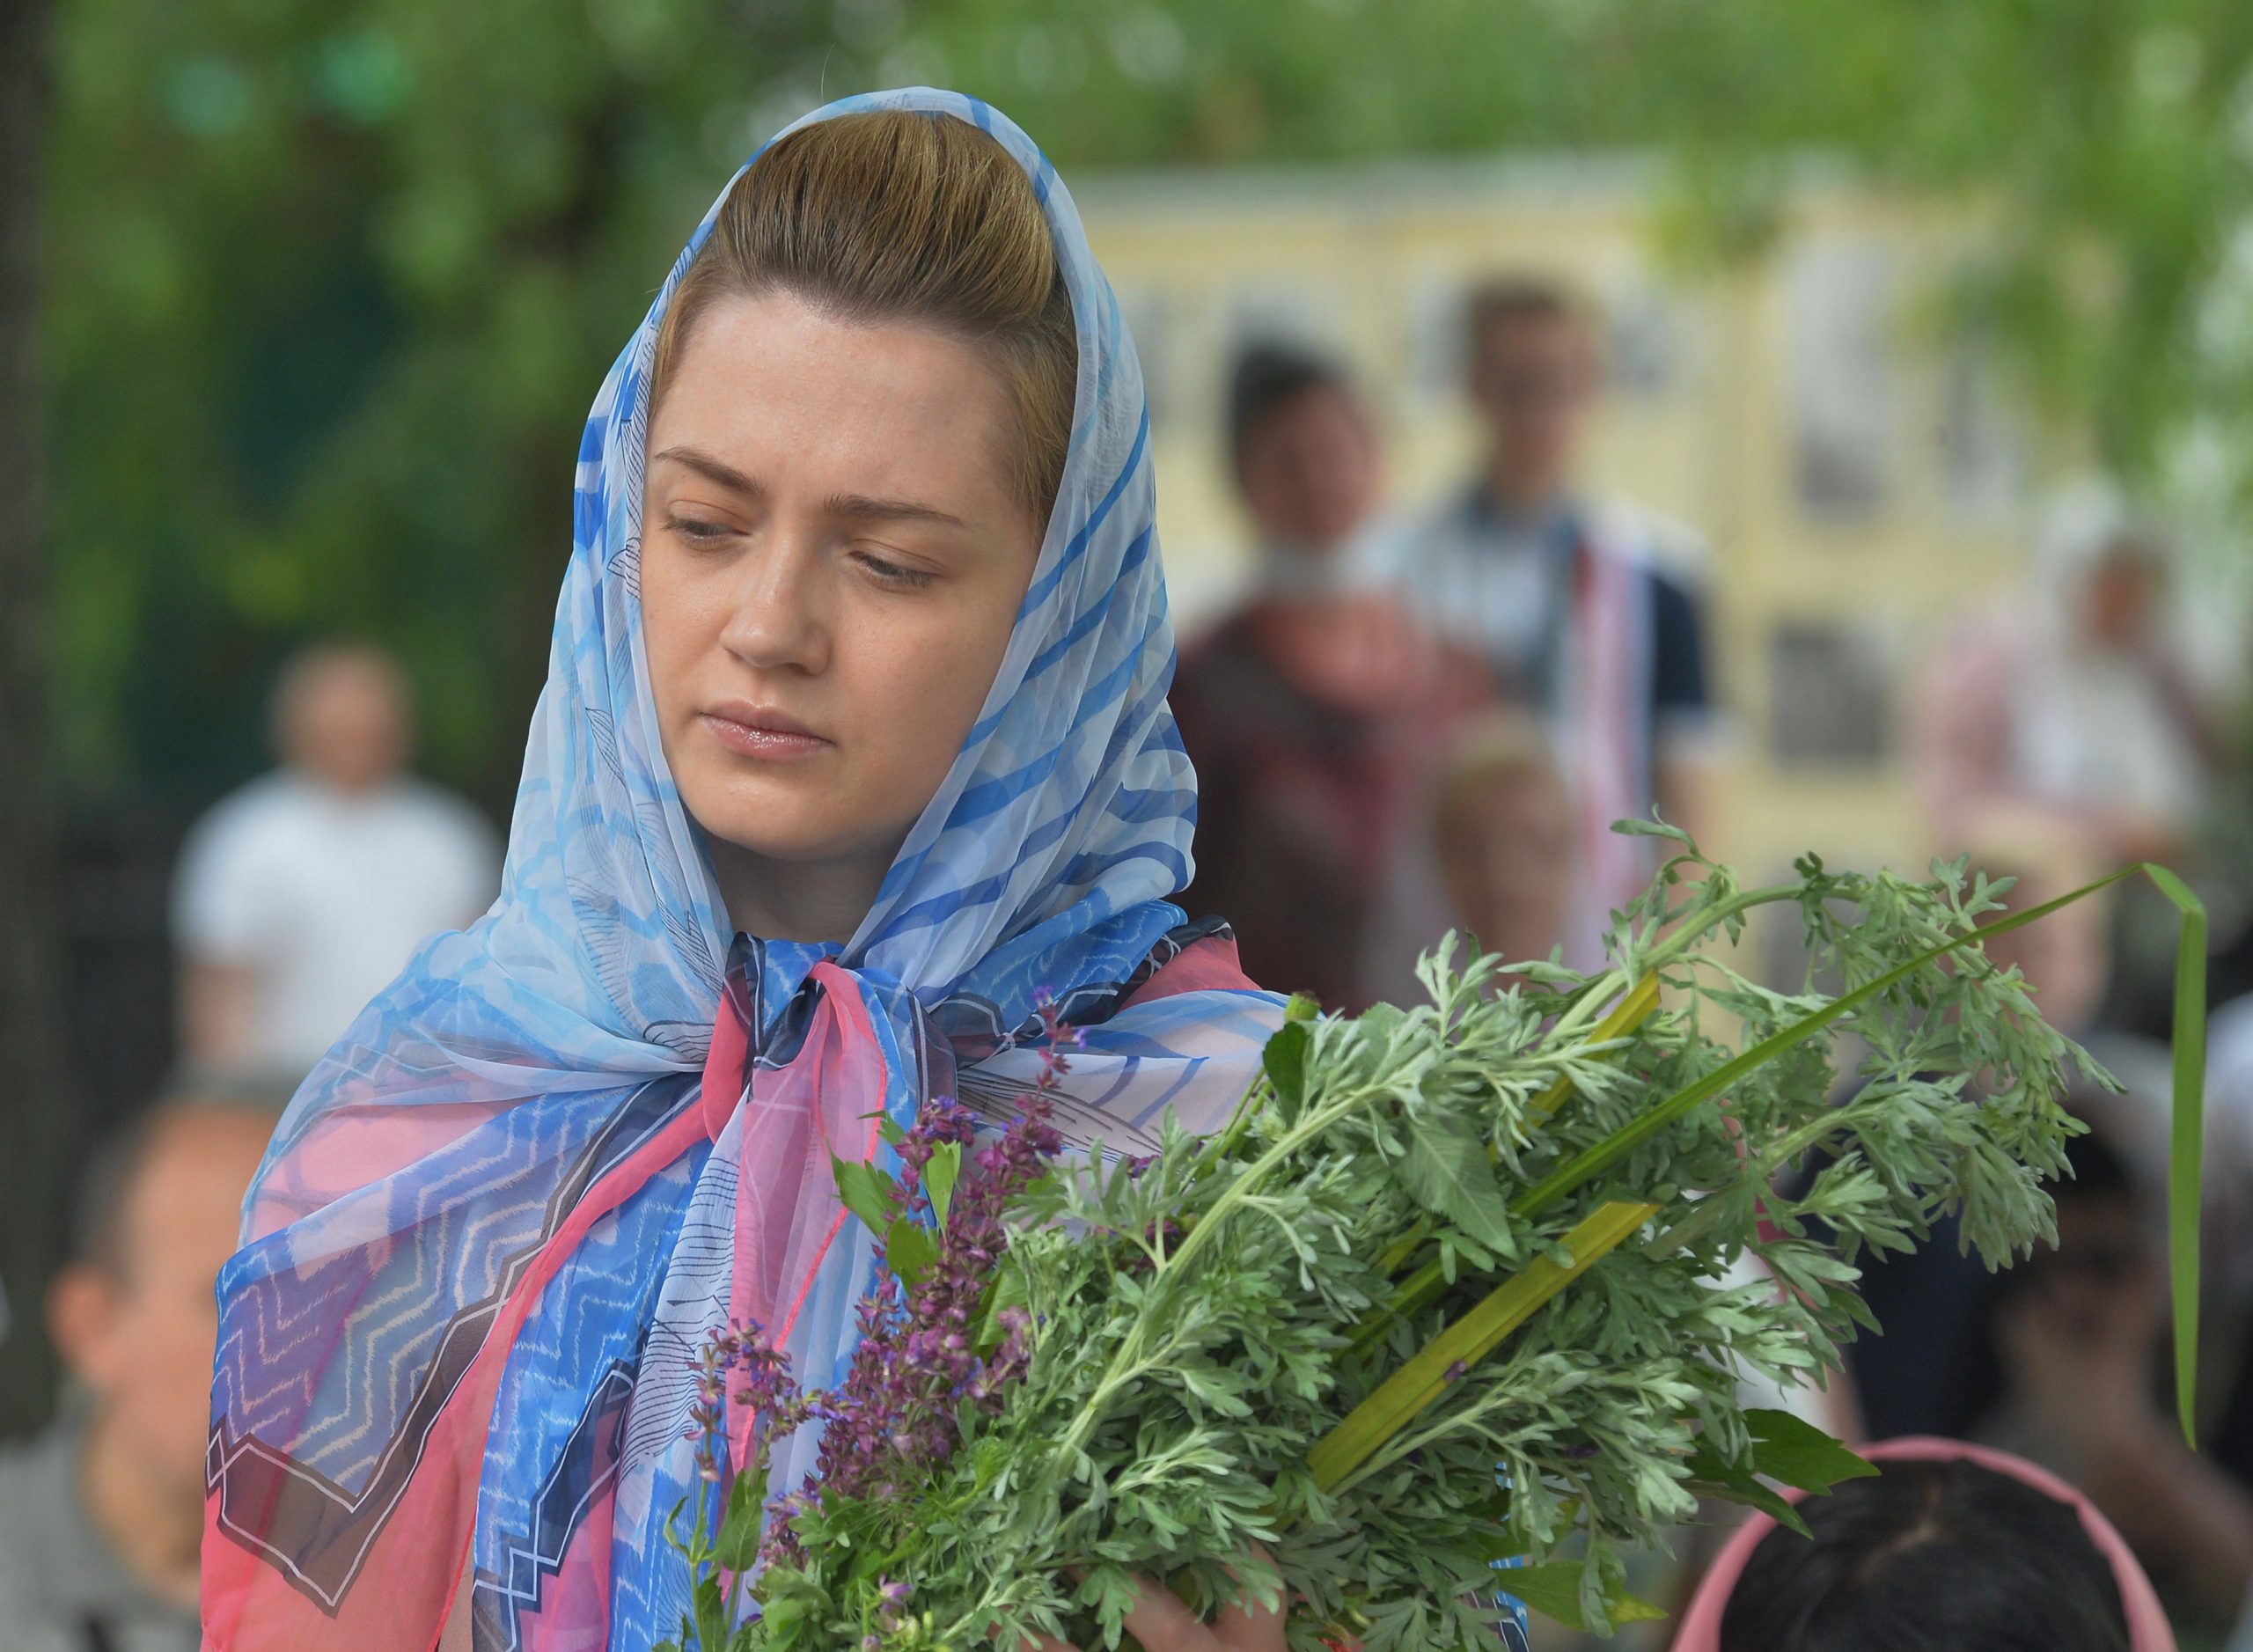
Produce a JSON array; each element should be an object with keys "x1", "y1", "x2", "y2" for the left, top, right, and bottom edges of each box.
[{"x1": 717, "y1": 527, "x2": 832, "y2": 675}]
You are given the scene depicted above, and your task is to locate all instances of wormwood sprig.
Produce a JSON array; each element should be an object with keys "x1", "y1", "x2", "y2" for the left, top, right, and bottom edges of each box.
[{"x1": 671, "y1": 833, "x2": 2206, "y2": 1652}]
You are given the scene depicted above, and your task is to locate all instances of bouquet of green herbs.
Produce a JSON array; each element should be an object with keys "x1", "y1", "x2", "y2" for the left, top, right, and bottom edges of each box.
[{"x1": 659, "y1": 829, "x2": 2209, "y2": 1652}]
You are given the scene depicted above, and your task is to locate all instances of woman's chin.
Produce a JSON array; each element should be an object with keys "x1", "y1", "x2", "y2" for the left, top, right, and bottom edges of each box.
[{"x1": 694, "y1": 800, "x2": 909, "y2": 876}]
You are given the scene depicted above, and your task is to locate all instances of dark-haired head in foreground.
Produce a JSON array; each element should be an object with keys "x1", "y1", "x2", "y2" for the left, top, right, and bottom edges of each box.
[{"x1": 1719, "y1": 1456, "x2": 2132, "y2": 1652}]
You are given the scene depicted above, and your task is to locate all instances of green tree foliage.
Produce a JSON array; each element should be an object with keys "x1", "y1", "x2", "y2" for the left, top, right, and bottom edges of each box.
[
  {"x1": 43, "y1": 0, "x2": 2253, "y2": 794},
  {"x1": 45, "y1": 0, "x2": 851, "y2": 795}
]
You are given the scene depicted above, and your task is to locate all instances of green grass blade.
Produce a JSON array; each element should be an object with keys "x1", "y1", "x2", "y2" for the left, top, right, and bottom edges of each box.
[
  {"x1": 2147, "y1": 864, "x2": 2207, "y2": 1443},
  {"x1": 1309, "y1": 1200, "x2": 1659, "y2": 1493}
]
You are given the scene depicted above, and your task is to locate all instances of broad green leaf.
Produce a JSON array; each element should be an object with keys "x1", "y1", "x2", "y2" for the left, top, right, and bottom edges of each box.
[
  {"x1": 1684, "y1": 1472, "x2": 1811, "y2": 1538},
  {"x1": 974, "y1": 1259, "x2": 1031, "y2": 1352},
  {"x1": 1396, "y1": 1111, "x2": 1517, "y2": 1249},
  {"x1": 1263, "y1": 1019, "x2": 1310, "y2": 1112},
  {"x1": 758, "y1": 1590, "x2": 805, "y2": 1650},
  {"x1": 693, "y1": 1572, "x2": 729, "y2": 1652},
  {"x1": 927, "y1": 1139, "x2": 962, "y2": 1230},
  {"x1": 1309, "y1": 1200, "x2": 1658, "y2": 1492},
  {"x1": 831, "y1": 1156, "x2": 896, "y2": 1235},
  {"x1": 714, "y1": 1457, "x2": 765, "y2": 1573},
  {"x1": 1495, "y1": 1560, "x2": 1667, "y2": 1633},
  {"x1": 1684, "y1": 1435, "x2": 1817, "y2": 1538},
  {"x1": 1743, "y1": 1407, "x2": 1875, "y2": 1494},
  {"x1": 886, "y1": 1217, "x2": 937, "y2": 1285}
]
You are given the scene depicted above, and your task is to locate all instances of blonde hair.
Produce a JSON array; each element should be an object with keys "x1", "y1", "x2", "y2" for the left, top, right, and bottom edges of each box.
[{"x1": 651, "y1": 110, "x2": 1078, "y2": 524}]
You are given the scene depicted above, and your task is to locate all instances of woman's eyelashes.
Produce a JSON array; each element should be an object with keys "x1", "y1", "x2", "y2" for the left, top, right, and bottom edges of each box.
[
  {"x1": 660, "y1": 506, "x2": 938, "y2": 589},
  {"x1": 664, "y1": 510, "x2": 738, "y2": 545},
  {"x1": 850, "y1": 547, "x2": 939, "y2": 590}
]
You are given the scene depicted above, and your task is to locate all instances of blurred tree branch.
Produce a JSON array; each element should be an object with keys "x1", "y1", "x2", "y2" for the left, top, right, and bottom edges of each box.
[
  {"x1": 42, "y1": 1, "x2": 2253, "y2": 811},
  {"x1": 2, "y1": 0, "x2": 71, "y2": 1435}
]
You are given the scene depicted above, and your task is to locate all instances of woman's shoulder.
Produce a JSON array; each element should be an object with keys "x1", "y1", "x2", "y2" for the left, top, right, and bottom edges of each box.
[{"x1": 1116, "y1": 917, "x2": 1261, "y2": 1009}]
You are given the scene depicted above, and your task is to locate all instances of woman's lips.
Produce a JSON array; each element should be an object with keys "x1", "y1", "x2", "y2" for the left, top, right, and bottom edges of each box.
[{"x1": 699, "y1": 708, "x2": 833, "y2": 761}]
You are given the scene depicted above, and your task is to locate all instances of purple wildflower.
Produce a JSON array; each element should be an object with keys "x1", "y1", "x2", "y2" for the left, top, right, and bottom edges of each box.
[
  {"x1": 810, "y1": 992, "x2": 1072, "y2": 1505},
  {"x1": 701, "y1": 990, "x2": 1077, "y2": 1593},
  {"x1": 681, "y1": 1319, "x2": 816, "y2": 1506}
]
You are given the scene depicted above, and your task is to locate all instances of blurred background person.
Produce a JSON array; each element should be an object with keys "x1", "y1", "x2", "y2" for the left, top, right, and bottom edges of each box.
[
  {"x1": 1841, "y1": 807, "x2": 2175, "y2": 1445},
  {"x1": 0, "y1": 1092, "x2": 276, "y2": 1651},
  {"x1": 1914, "y1": 482, "x2": 2218, "y2": 871},
  {"x1": 1972, "y1": 1128, "x2": 2253, "y2": 1641},
  {"x1": 1912, "y1": 485, "x2": 2225, "y2": 1039},
  {"x1": 170, "y1": 644, "x2": 501, "y2": 1082},
  {"x1": 1389, "y1": 279, "x2": 1717, "y2": 970},
  {"x1": 1173, "y1": 342, "x2": 1490, "y2": 1011},
  {"x1": 1430, "y1": 709, "x2": 1575, "y2": 967}
]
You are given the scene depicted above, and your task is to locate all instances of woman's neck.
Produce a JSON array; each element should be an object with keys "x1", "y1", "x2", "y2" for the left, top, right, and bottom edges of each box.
[{"x1": 708, "y1": 838, "x2": 893, "y2": 943}]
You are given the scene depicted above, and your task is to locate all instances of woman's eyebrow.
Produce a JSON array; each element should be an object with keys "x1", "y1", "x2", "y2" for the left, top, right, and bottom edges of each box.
[
  {"x1": 825, "y1": 492, "x2": 966, "y2": 529},
  {"x1": 651, "y1": 445, "x2": 764, "y2": 499},
  {"x1": 649, "y1": 446, "x2": 964, "y2": 529}
]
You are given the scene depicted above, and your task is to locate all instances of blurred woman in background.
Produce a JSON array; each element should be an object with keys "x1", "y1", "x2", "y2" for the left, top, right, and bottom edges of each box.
[
  {"x1": 1914, "y1": 484, "x2": 2218, "y2": 870},
  {"x1": 1172, "y1": 342, "x2": 1488, "y2": 1011}
]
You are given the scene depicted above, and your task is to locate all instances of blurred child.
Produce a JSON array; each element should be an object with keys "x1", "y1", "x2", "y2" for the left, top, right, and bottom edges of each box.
[{"x1": 1430, "y1": 710, "x2": 1575, "y2": 967}]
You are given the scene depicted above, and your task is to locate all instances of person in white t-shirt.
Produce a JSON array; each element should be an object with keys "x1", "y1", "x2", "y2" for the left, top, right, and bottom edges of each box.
[{"x1": 172, "y1": 644, "x2": 501, "y2": 1080}]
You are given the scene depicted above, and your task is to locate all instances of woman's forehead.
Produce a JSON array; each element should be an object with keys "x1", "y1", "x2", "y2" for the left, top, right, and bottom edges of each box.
[{"x1": 647, "y1": 292, "x2": 1019, "y2": 512}]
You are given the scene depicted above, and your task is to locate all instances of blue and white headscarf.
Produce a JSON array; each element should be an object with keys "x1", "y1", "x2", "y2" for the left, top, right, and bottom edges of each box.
[{"x1": 203, "y1": 88, "x2": 1281, "y2": 1652}]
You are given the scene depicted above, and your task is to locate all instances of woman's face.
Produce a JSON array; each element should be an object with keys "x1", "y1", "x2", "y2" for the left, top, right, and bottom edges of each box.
[
  {"x1": 1237, "y1": 385, "x2": 1380, "y2": 553},
  {"x1": 640, "y1": 291, "x2": 1045, "y2": 930}
]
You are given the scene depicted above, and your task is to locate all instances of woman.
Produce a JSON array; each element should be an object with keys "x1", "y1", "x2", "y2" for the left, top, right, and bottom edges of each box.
[
  {"x1": 1912, "y1": 482, "x2": 2215, "y2": 870},
  {"x1": 202, "y1": 92, "x2": 1286, "y2": 1652},
  {"x1": 1171, "y1": 342, "x2": 1488, "y2": 1014},
  {"x1": 1671, "y1": 1438, "x2": 2174, "y2": 1652}
]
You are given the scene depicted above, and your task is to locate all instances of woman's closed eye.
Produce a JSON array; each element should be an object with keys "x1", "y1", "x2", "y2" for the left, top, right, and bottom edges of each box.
[
  {"x1": 851, "y1": 547, "x2": 940, "y2": 589},
  {"x1": 664, "y1": 511, "x2": 740, "y2": 545}
]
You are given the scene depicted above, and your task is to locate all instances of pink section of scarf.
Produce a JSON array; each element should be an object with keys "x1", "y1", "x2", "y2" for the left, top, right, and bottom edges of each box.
[{"x1": 1668, "y1": 1435, "x2": 2175, "y2": 1651}]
